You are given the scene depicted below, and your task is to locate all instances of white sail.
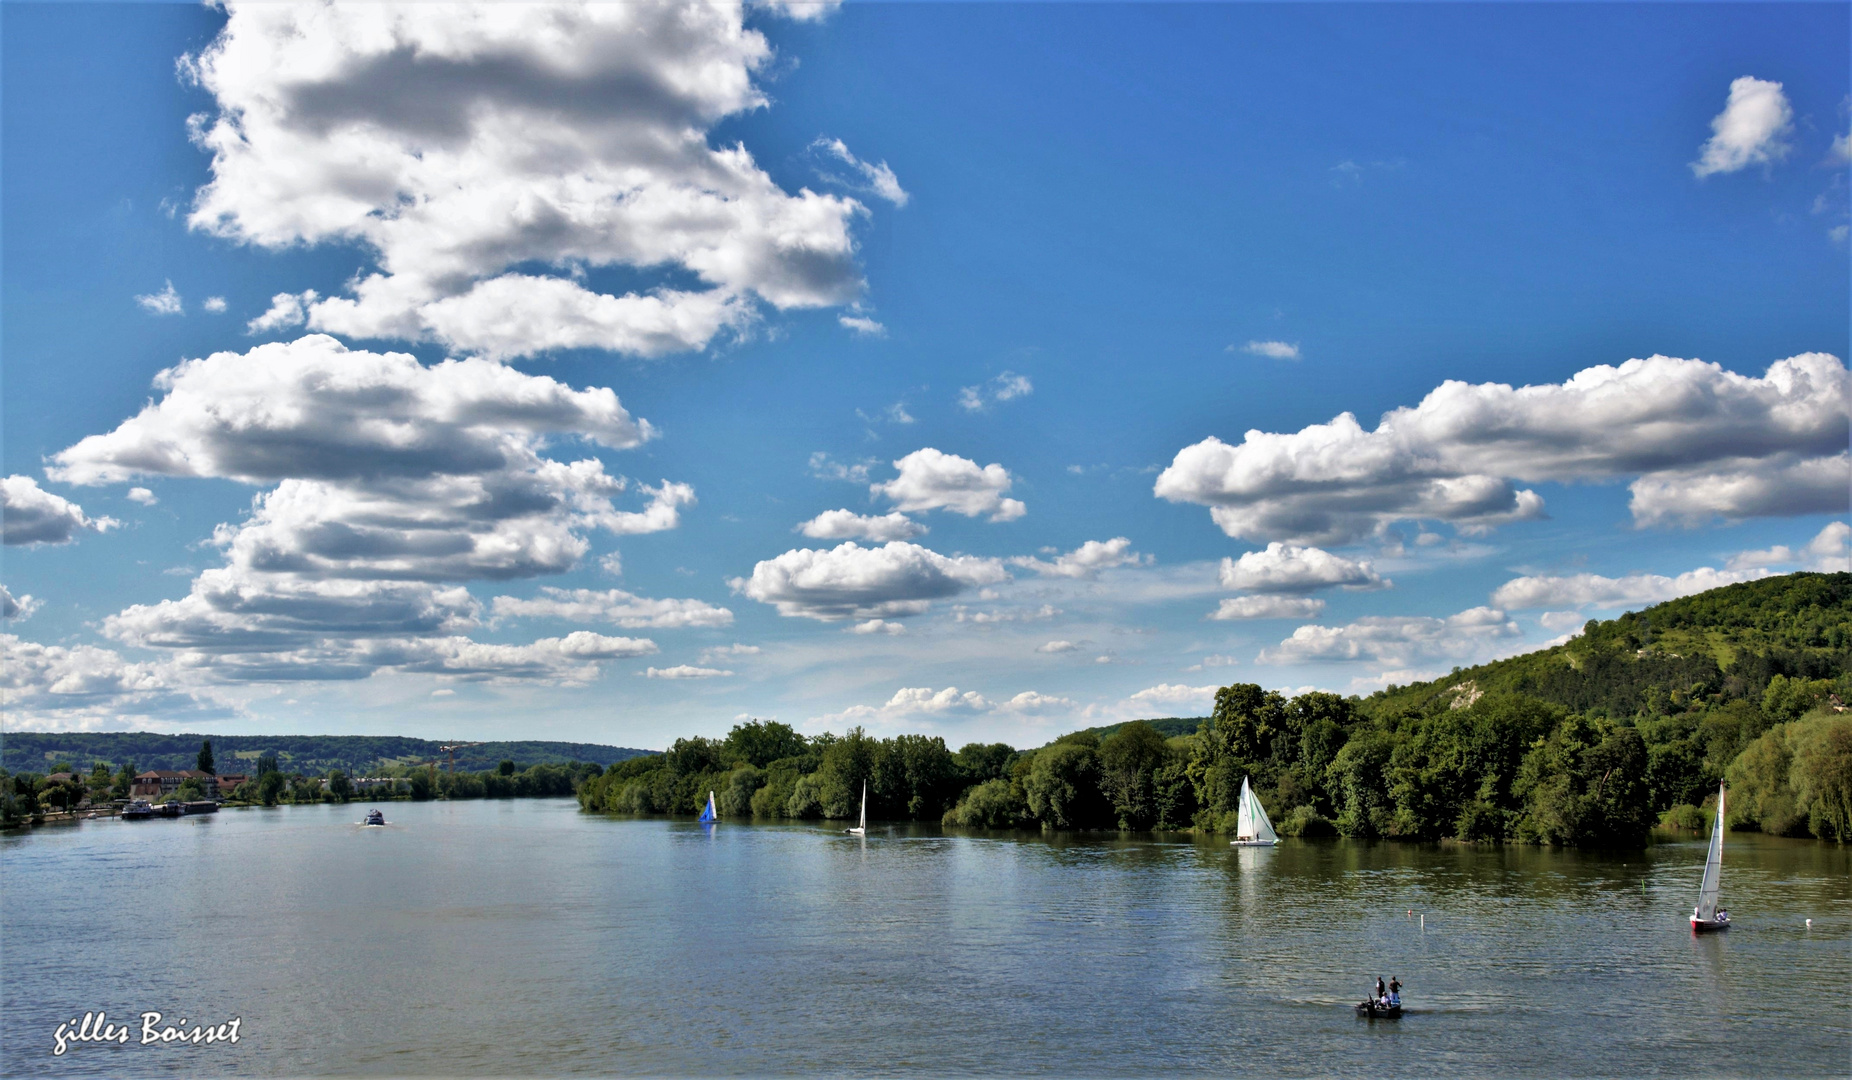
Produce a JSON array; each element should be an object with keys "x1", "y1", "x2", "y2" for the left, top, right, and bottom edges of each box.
[
  {"x1": 1235, "y1": 776, "x2": 1278, "y2": 843},
  {"x1": 1696, "y1": 784, "x2": 1725, "y2": 921},
  {"x1": 1246, "y1": 779, "x2": 1279, "y2": 843},
  {"x1": 848, "y1": 780, "x2": 867, "y2": 835}
]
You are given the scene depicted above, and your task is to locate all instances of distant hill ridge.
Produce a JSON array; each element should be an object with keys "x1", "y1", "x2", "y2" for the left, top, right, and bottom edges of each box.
[
  {"x1": 0, "y1": 732, "x2": 650, "y2": 776},
  {"x1": 1359, "y1": 571, "x2": 1850, "y2": 719}
]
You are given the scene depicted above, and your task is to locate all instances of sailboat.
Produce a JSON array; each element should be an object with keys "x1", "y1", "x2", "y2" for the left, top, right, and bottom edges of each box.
[
  {"x1": 1690, "y1": 783, "x2": 1730, "y2": 933},
  {"x1": 698, "y1": 790, "x2": 717, "y2": 825},
  {"x1": 1230, "y1": 776, "x2": 1279, "y2": 847},
  {"x1": 846, "y1": 781, "x2": 867, "y2": 836}
]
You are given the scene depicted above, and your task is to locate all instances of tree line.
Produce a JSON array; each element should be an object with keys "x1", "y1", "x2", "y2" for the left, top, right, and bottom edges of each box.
[
  {"x1": 0, "y1": 741, "x2": 608, "y2": 827},
  {"x1": 580, "y1": 574, "x2": 1852, "y2": 846}
]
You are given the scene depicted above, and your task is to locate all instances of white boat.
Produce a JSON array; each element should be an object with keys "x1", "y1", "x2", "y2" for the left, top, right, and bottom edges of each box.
[
  {"x1": 362, "y1": 808, "x2": 385, "y2": 826},
  {"x1": 1230, "y1": 776, "x2": 1279, "y2": 847},
  {"x1": 1690, "y1": 783, "x2": 1730, "y2": 933},
  {"x1": 846, "y1": 780, "x2": 867, "y2": 836}
]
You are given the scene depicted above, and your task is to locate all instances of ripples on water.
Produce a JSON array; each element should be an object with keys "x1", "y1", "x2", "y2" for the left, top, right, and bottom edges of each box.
[{"x1": 3, "y1": 799, "x2": 1846, "y2": 1077}]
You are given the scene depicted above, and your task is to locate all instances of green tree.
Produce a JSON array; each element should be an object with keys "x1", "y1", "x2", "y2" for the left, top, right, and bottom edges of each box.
[
  {"x1": 1024, "y1": 741, "x2": 1107, "y2": 829},
  {"x1": 112, "y1": 761, "x2": 136, "y2": 801},
  {"x1": 257, "y1": 770, "x2": 286, "y2": 806},
  {"x1": 174, "y1": 777, "x2": 205, "y2": 802},
  {"x1": 1789, "y1": 714, "x2": 1852, "y2": 840},
  {"x1": 723, "y1": 720, "x2": 808, "y2": 768},
  {"x1": 943, "y1": 778, "x2": 1030, "y2": 827},
  {"x1": 87, "y1": 762, "x2": 113, "y2": 803},
  {"x1": 717, "y1": 764, "x2": 765, "y2": 816},
  {"x1": 328, "y1": 770, "x2": 354, "y2": 801},
  {"x1": 498, "y1": 760, "x2": 515, "y2": 776},
  {"x1": 1098, "y1": 721, "x2": 1169, "y2": 829},
  {"x1": 197, "y1": 739, "x2": 215, "y2": 775},
  {"x1": 955, "y1": 742, "x2": 1018, "y2": 784}
]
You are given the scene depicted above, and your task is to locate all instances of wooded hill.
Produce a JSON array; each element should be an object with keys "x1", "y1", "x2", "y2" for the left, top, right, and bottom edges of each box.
[
  {"x1": 580, "y1": 572, "x2": 1852, "y2": 845},
  {"x1": 1362, "y1": 572, "x2": 1849, "y2": 720},
  {"x1": 0, "y1": 732, "x2": 649, "y2": 777}
]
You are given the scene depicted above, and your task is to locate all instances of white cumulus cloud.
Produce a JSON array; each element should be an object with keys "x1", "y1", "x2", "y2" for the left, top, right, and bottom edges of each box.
[
  {"x1": 1010, "y1": 537, "x2": 1147, "y2": 578},
  {"x1": 1156, "y1": 353, "x2": 1848, "y2": 544},
  {"x1": 1490, "y1": 567, "x2": 1769, "y2": 611},
  {"x1": 797, "y1": 509, "x2": 925, "y2": 542},
  {"x1": 1727, "y1": 521, "x2": 1851, "y2": 573},
  {"x1": 874, "y1": 448, "x2": 1025, "y2": 522},
  {"x1": 1219, "y1": 542, "x2": 1385, "y2": 593},
  {"x1": 1208, "y1": 595, "x2": 1326, "y2": 621},
  {"x1": 135, "y1": 281, "x2": 183, "y2": 316},
  {"x1": 1127, "y1": 683, "x2": 1220, "y2": 710},
  {"x1": 1692, "y1": 76, "x2": 1794, "y2": 178},
  {"x1": 1, "y1": 585, "x2": 43, "y2": 621},
  {"x1": 732, "y1": 540, "x2": 1008, "y2": 621},
  {"x1": 2, "y1": 476, "x2": 117, "y2": 546},
  {"x1": 1260, "y1": 607, "x2": 1519, "y2": 666},
  {"x1": 1036, "y1": 640, "x2": 1080, "y2": 654},
  {"x1": 44, "y1": 335, "x2": 676, "y2": 685},
  {"x1": 1241, "y1": 340, "x2": 1300, "y2": 360},
  {"x1": 247, "y1": 290, "x2": 317, "y2": 335},
  {"x1": 811, "y1": 137, "x2": 909, "y2": 207},
  {"x1": 182, "y1": 1, "x2": 878, "y2": 361},
  {"x1": 957, "y1": 372, "x2": 1033, "y2": 412},
  {"x1": 491, "y1": 587, "x2": 732, "y2": 628},
  {"x1": 202, "y1": 296, "x2": 228, "y2": 313},
  {"x1": 646, "y1": 664, "x2": 733, "y2": 679}
]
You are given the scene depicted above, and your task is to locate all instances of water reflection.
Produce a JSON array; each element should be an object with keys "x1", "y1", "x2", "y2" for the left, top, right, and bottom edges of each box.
[{"x1": 2, "y1": 804, "x2": 1846, "y2": 1078}]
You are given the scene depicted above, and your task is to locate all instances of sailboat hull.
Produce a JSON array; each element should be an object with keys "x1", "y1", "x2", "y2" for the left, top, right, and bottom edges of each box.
[
  {"x1": 1690, "y1": 917, "x2": 1730, "y2": 933},
  {"x1": 1230, "y1": 839, "x2": 1278, "y2": 847}
]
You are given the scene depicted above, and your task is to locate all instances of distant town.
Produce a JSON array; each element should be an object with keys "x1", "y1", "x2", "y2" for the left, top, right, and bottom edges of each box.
[{"x1": 1, "y1": 737, "x2": 608, "y2": 828}]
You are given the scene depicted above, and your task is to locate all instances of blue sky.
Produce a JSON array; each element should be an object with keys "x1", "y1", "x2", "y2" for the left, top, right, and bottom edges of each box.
[{"x1": 3, "y1": 1, "x2": 1847, "y2": 748}]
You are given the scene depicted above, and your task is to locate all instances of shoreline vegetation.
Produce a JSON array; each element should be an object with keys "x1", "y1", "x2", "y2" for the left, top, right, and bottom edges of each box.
[
  {"x1": 581, "y1": 574, "x2": 1852, "y2": 846},
  {"x1": 8, "y1": 574, "x2": 1849, "y2": 844}
]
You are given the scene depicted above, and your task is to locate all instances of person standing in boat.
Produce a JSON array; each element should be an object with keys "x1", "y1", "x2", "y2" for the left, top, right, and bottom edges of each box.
[
  {"x1": 1388, "y1": 978, "x2": 1401, "y2": 1006},
  {"x1": 1374, "y1": 977, "x2": 1386, "y2": 1003}
]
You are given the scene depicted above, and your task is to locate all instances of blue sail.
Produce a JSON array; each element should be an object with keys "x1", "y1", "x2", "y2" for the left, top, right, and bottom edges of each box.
[{"x1": 698, "y1": 791, "x2": 717, "y2": 824}]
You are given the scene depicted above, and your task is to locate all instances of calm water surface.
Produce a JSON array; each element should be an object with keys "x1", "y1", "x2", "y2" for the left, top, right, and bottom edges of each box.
[{"x1": 2, "y1": 798, "x2": 1847, "y2": 1077}]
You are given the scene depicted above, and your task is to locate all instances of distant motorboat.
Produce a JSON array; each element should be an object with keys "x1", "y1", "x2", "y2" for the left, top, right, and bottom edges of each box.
[
  {"x1": 122, "y1": 800, "x2": 153, "y2": 820},
  {"x1": 846, "y1": 781, "x2": 867, "y2": 836},
  {"x1": 697, "y1": 790, "x2": 717, "y2": 825},
  {"x1": 1691, "y1": 783, "x2": 1731, "y2": 934},
  {"x1": 1355, "y1": 998, "x2": 1402, "y2": 1019},
  {"x1": 362, "y1": 808, "x2": 386, "y2": 827},
  {"x1": 1230, "y1": 776, "x2": 1279, "y2": 847}
]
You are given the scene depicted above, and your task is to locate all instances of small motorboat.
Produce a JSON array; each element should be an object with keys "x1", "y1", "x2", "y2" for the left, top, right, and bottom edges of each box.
[
  {"x1": 1356, "y1": 998, "x2": 1402, "y2": 1019},
  {"x1": 362, "y1": 808, "x2": 386, "y2": 826},
  {"x1": 121, "y1": 800, "x2": 153, "y2": 820}
]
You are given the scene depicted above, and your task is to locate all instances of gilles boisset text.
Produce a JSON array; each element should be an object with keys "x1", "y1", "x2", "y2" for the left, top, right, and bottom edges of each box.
[{"x1": 52, "y1": 1011, "x2": 241, "y2": 1055}]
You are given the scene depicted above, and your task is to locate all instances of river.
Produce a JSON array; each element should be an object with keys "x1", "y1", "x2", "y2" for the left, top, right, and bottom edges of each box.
[{"x1": 2, "y1": 797, "x2": 1846, "y2": 1076}]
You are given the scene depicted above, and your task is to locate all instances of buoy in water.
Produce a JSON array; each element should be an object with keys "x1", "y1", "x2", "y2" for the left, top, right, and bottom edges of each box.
[{"x1": 1805, "y1": 919, "x2": 1812, "y2": 928}]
